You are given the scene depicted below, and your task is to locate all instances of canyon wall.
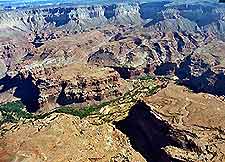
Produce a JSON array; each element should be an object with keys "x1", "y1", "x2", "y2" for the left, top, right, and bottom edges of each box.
[{"x1": 1, "y1": 2, "x2": 225, "y2": 38}]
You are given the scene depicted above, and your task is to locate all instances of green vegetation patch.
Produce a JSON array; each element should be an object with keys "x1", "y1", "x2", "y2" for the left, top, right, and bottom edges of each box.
[
  {"x1": 0, "y1": 101, "x2": 33, "y2": 124},
  {"x1": 55, "y1": 101, "x2": 110, "y2": 119},
  {"x1": 55, "y1": 106, "x2": 96, "y2": 119},
  {"x1": 137, "y1": 75, "x2": 155, "y2": 81}
]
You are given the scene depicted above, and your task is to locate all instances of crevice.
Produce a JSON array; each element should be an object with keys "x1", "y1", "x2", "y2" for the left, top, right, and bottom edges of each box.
[
  {"x1": 56, "y1": 81, "x2": 86, "y2": 106},
  {"x1": 174, "y1": 32, "x2": 185, "y2": 53}
]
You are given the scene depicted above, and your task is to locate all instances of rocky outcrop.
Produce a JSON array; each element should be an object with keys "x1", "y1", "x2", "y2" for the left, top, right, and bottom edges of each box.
[
  {"x1": 87, "y1": 30, "x2": 211, "y2": 79},
  {"x1": 0, "y1": 63, "x2": 128, "y2": 112},
  {"x1": 90, "y1": 80, "x2": 225, "y2": 162},
  {"x1": 0, "y1": 113, "x2": 146, "y2": 162}
]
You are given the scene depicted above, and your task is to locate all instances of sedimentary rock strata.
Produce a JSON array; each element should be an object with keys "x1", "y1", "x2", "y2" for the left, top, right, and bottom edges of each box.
[{"x1": 1, "y1": 1, "x2": 225, "y2": 162}]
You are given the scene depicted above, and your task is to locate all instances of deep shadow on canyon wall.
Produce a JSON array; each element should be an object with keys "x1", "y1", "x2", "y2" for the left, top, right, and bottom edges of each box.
[
  {"x1": 153, "y1": 60, "x2": 225, "y2": 96},
  {"x1": 115, "y1": 101, "x2": 184, "y2": 162},
  {"x1": 0, "y1": 73, "x2": 40, "y2": 112}
]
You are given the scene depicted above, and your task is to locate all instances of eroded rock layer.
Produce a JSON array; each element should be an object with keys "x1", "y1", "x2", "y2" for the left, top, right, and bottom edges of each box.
[{"x1": 1, "y1": 1, "x2": 225, "y2": 162}]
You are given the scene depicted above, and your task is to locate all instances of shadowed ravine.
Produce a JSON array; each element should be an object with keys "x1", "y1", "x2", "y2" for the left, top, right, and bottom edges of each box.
[
  {"x1": 115, "y1": 101, "x2": 184, "y2": 162},
  {"x1": 0, "y1": 73, "x2": 40, "y2": 112}
]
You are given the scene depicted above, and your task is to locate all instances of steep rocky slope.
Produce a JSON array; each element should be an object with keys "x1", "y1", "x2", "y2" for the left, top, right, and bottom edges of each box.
[
  {"x1": 1, "y1": 2, "x2": 225, "y2": 96},
  {"x1": 0, "y1": 23, "x2": 224, "y2": 111},
  {"x1": 0, "y1": 3, "x2": 142, "y2": 39},
  {"x1": 143, "y1": 83, "x2": 225, "y2": 162},
  {"x1": 0, "y1": 76, "x2": 159, "y2": 162}
]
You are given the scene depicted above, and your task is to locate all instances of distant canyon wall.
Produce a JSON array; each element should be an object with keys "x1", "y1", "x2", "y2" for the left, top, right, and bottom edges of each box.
[{"x1": 1, "y1": 2, "x2": 225, "y2": 37}]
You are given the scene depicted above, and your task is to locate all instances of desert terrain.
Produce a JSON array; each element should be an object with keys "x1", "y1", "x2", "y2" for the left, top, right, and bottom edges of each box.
[{"x1": 1, "y1": 1, "x2": 225, "y2": 162}]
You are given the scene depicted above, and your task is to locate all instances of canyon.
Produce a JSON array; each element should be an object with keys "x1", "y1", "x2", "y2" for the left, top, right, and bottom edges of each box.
[{"x1": 1, "y1": 1, "x2": 225, "y2": 162}]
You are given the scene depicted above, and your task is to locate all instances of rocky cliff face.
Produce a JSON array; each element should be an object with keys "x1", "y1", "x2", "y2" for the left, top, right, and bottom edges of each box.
[
  {"x1": 0, "y1": 63, "x2": 128, "y2": 112},
  {"x1": 0, "y1": 3, "x2": 141, "y2": 38},
  {"x1": 142, "y1": 83, "x2": 225, "y2": 162},
  {"x1": 37, "y1": 63, "x2": 127, "y2": 111}
]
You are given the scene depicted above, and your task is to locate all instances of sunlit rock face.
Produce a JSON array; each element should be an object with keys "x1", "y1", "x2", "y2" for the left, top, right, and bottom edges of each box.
[
  {"x1": 0, "y1": 3, "x2": 141, "y2": 36},
  {"x1": 0, "y1": 113, "x2": 146, "y2": 162},
  {"x1": 0, "y1": 59, "x2": 7, "y2": 79},
  {"x1": 2, "y1": 1, "x2": 225, "y2": 37}
]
